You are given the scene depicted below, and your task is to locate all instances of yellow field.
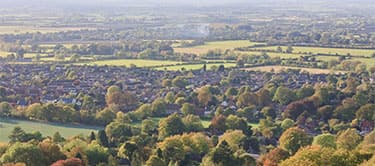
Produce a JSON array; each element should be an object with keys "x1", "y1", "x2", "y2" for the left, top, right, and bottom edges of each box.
[
  {"x1": 155, "y1": 63, "x2": 237, "y2": 71},
  {"x1": 174, "y1": 40, "x2": 262, "y2": 55},
  {"x1": 345, "y1": 58, "x2": 375, "y2": 67},
  {"x1": 256, "y1": 46, "x2": 375, "y2": 57},
  {"x1": 244, "y1": 65, "x2": 346, "y2": 74},
  {"x1": 236, "y1": 51, "x2": 302, "y2": 59}
]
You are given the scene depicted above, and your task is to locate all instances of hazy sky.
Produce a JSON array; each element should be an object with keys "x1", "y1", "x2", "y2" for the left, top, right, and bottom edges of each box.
[{"x1": 1, "y1": 0, "x2": 372, "y2": 9}]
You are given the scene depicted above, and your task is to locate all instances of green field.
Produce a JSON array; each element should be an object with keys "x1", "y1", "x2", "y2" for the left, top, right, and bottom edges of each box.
[
  {"x1": 237, "y1": 51, "x2": 302, "y2": 59},
  {"x1": 0, "y1": 118, "x2": 102, "y2": 143},
  {"x1": 76, "y1": 59, "x2": 182, "y2": 67},
  {"x1": 155, "y1": 63, "x2": 237, "y2": 71},
  {"x1": 174, "y1": 40, "x2": 262, "y2": 55},
  {"x1": 0, "y1": 26, "x2": 93, "y2": 34},
  {"x1": 244, "y1": 65, "x2": 346, "y2": 74},
  {"x1": 256, "y1": 46, "x2": 375, "y2": 57},
  {"x1": 315, "y1": 55, "x2": 340, "y2": 61}
]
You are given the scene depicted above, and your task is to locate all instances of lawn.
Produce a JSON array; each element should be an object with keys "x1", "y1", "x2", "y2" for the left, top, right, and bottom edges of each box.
[
  {"x1": 315, "y1": 56, "x2": 340, "y2": 62},
  {"x1": 174, "y1": 40, "x2": 262, "y2": 55},
  {"x1": 0, "y1": 118, "x2": 102, "y2": 143},
  {"x1": 155, "y1": 63, "x2": 237, "y2": 71},
  {"x1": 255, "y1": 46, "x2": 375, "y2": 57},
  {"x1": 244, "y1": 65, "x2": 346, "y2": 74},
  {"x1": 76, "y1": 59, "x2": 182, "y2": 67},
  {"x1": 236, "y1": 51, "x2": 302, "y2": 59}
]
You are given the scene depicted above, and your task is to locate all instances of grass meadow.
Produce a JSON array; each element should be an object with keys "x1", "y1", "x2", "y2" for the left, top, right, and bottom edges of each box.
[
  {"x1": 0, "y1": 118, "x2": 101, "y2": 143},
  {"x1": 174, "y1": 40, "x2": 262, "y2": 55}
]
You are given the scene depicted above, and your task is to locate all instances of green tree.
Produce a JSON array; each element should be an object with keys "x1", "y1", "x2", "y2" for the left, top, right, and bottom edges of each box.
[
  {"x1": 52, "y1": 132, "x2": 65, "y2": 143},
  {"x1": 151, "y1": 99, "x2": 167, "y2": 117},
  {"x1": 0, "y1": 102, "x2": 12, "y2": 117},
  {"x1": 273, "y1": 87, "x2": 296, "y2": 105},
  {"x1": 95, "y1": 108, "x2": 116, "y2": 125},
  {"x1": 211, "y1": 140, "x2": 239, "y2": 166},
  {"x1": 1, "y1": 143, "x2": 46, "y2": 166},
  {"x1": 225, "y1": 115, "x2": 252, "y2": 136},
  {"x1": 158, "y1": 136, "x2": 185, "y2": 165},
  {"x1": 145, "y1": 155, "x2": 165, "y2": 166},
  {"x1": 86, "y1": 142, "x2": 109, "y2": 165},
  {"x1": 181, "y1": 103, "x2": 195, "y2": 115},
  {"x1": 141, "y1": 119, "x2": 158, "y2": 135},
  {"x1": 158, "y1": 113, "x2": 185, "y2": 139},
  {"x1": 97, "y1": 130, "x2": 109, "y2": 147},
  {"x1": 105, "y1": 122, "x2": 133, "y2": 143},
  {"x1": 219, "y1": 130, "x2": 246, "y2": 151},
  {"x1": 182, "y1": 115, "x2": 204, "y2": 132},
  {"x1": 312, "y1": 134, "x2": 336, "y2": 148},
  {"x1": 172, "y1": 76, "x2": 188, "y2": 88},
  {"x1": 356, "y1": 104, "x2": 375, "y2": 121},
  {"x1": 281, "y1": 118, "x2": 295, "y2": 130},
  {"x1": 236, "y1": 92, "x2": 257, "y2": 107},
  {"x1": 279, "y1": 127, "x2": 312, "y2": 154}
]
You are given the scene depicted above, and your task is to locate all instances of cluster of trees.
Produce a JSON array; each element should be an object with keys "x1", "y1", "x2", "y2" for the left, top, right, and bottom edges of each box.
[
  {"x1": 1, "y1": 65, "x2": 375, "y2": 165},
  {"x1": 0, "y1": 85, "x2": 138, "y2": 126}
]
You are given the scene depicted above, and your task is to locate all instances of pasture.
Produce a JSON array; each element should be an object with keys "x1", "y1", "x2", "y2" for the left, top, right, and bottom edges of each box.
[
  {"x1": 0, "y1": 118, "x2": 101, "y2": 143},
  {"x1": 174, "y1": 40, "x2": 262, "y2": 55},
  {"x1": 0, "y1": 26, "x2": 93, "y2": 34},
  {"x1": 244, "y1": 65, "x2": 346, "y2": 74},
  {"x1": 76, "y1": 59, "x2": 182, "y2": 67},
  {"x1": 255, "y1": 46, "x2": 375, "y2": 57},
  {"x1": 236, "y1": 51, "x2": 302, "y2": 59},
  {"x1": 155, "y1": 63, "x2": 237, "y2": 71}
]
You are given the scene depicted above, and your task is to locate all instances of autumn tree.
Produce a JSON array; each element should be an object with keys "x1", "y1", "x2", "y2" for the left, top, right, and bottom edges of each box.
[
  {"x1": 1, "y1": 143, "x2": 46, "y2": 166},
  {"x1": 262, "y1": 147, "x2": 289, "y2": 166},
  {"x1": 38, "y1": 139, "x2": 66, "y2": 165},
  {"x1": 336, "y1": 128, "x2": 362, "y2": 150},
  {"x1": 279, "y1": 127, "x2": 312, "y2": 154}
]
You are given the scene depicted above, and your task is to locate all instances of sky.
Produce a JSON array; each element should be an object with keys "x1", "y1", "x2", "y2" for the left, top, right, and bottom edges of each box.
[{"x1": 0, "y1": 0, "x2": 372, "y2": 9}]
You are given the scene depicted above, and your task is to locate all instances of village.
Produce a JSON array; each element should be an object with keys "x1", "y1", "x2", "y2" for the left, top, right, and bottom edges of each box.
[{"x1": 0, "y1": 63, "x2": 332, "y2": 110}]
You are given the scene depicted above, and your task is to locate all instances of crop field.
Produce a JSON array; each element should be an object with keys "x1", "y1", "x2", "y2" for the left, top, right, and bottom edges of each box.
[
  {"x1": 244, "y1": 65, "x2": 346, "y2": 74},
  {"x1": 315, "y1": 56, "x2": 340, "y2": 61},
  {"x1": 155, "y1": 63, "x2": 237, "y2": 71},
  {"x1": 345, "y1": 58, "x2": 375, "y2": 67},
  {"x1": 77, "y1": 59, "x2": 182, "y2": 67},
  {"x1": 0, "y1": 118, "x2": 101, "y2": 143},
  {"x1": 174, "y1": 40, "x2": 262, "y2": 55},
  {"x1": 236, "y1": 51, "x2": 302, "y2": 59},
  {"x1": 0, "y1": 51, "x2": 10, "y2": 57},
  {"x1": 0, "y1": 26, "x2": 94, "y2": 34},
  {"x1": 255, "y1": 46, "x2": 375, "y2": 57}
]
